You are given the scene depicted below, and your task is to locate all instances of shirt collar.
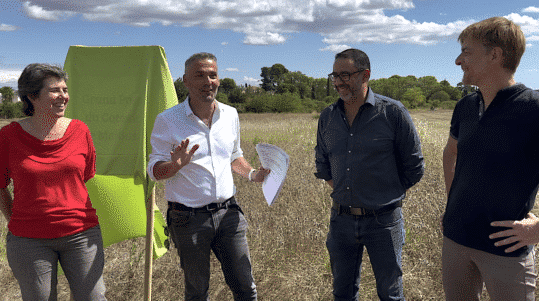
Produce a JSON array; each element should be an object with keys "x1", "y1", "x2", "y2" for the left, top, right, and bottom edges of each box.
[
  {"x1": 183, "y1": 97, "x2": 195, "y2": 118},
  {"x1": 336, "y1": 87, "x2": 375, "y2": 112},
  {"x1": 182, "y1": 96, "x2": 221, "y2": 120},
  {"x1": 476, "y1": 83, "x2": 527, "y2": 108}
]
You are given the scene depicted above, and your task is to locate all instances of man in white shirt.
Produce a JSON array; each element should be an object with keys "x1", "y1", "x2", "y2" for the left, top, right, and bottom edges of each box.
[{"x1": 148, "y1": 52, "x2": 269, "y2": 300}]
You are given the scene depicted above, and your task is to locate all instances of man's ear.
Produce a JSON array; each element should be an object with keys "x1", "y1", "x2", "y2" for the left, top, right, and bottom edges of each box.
[
  {"x1": 363, "y1": 69, "x2": 371, "y2": 82},
  {"x1": 490, "y1": 47, "x2": 504, "y2": 64}
]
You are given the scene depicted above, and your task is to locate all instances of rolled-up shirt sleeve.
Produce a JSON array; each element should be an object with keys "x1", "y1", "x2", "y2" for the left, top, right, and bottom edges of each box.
[
  {"x1": 394, "y1": 106, "x2": 424, "y2": 189},
  {"x1": 147, "y1": 115, "x2": 173, "y2": 182},
  {"x1": 230, "y1": 110, "x2": 243, "y2": 163}
]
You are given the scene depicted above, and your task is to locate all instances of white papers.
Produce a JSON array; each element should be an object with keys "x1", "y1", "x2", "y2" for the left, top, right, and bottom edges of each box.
[{"x1": 255, "y1": 143, "x2": 290, "y2": 206}]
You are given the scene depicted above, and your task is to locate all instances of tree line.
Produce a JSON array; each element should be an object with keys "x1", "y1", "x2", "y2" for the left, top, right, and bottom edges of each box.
[
  {"x1": 1, "y1": 64, "x2": 477, "y2": 119},
  {"x1": 175, "y1": 63, "x2": 477, "y2": 113}
]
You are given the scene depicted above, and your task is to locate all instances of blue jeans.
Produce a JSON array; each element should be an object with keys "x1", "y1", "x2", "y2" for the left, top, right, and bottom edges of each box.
[
  {"x1": 167, "y1": 204, "x2": 257, "y2": 301},
  {"x1": 6, "y1": 225, "x2": 106, "y2": 301},
  {"x1": 326, "y1": 206, "x2": 406, "y2": 301}
]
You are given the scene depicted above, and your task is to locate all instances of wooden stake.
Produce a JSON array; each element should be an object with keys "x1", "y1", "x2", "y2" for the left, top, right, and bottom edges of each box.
[{"x1": 143, "y1": 187, "x2": 156, "y2": 300}]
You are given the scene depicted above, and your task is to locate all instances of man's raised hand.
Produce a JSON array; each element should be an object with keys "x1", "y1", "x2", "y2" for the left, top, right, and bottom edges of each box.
[{"x1": 171, "y1": 138, "x2": 199, "y2": 170}]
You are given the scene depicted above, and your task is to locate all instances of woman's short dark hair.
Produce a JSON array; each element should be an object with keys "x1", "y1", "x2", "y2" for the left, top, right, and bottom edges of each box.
[{"x1": 18, "y1": 63, "x2": 68, "y2": 116}]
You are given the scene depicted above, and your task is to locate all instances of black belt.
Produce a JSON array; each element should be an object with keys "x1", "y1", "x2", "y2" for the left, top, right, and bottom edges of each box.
[
  {"x1": 168, "y1": 196, "x2": 236, "y2": 212},
  {"x1": 332, "y1": 200, "x2": 402, "y2": 216}
]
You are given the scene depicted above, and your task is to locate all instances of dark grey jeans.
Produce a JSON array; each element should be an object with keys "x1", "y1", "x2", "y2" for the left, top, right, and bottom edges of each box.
[
  {"x1": 167, "y1": 204, "x2": 257, "y2": 301},
  {"x1": 6, "y1": 225, "x2": 106, "y2": 301}
]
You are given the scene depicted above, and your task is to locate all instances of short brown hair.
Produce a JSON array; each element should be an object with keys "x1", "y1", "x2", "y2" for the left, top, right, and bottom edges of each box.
[{"x1": 458, "y1": 17, "x2": 526, "y2": 73}]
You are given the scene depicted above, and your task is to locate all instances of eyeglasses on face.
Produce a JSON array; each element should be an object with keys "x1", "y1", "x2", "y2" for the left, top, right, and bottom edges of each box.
[{"x1": 328, "y1": 70, "x2": 365, "y2": 82}]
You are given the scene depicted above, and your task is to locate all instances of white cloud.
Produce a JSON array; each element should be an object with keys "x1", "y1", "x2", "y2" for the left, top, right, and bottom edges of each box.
[
  {"x1": 321, "y1": 14, "x2": 469, "y2": 46},
  {"x1": 527, "y1": 35, "x2": 539, "y2": 41},
  {"x1": 244, "y1": 76, "x2": 261, "y2": 84},
  {"x1": 0, "y1": 24, "x2": 18, "y2": 31},
  {"x1": 21, "y1": 0, "x2": 538, "y2": 49},
  {"x1": 244, "y1": 32, "x2": 286, "y2": 45},
  {"x1": 0, "y1": 70, "x2": 22, "y2": 89},
  {"x1": 522, "y1": 6, "x2": 539, "y2": 13},
  {"x1": 320, "y1": 44, "x2": 351, "y2": 53},
  {"x1": 526, "y1": 43, "x2": 533, "y2": 48},
  {"x1": 225, "y1": 68, "x2": 239, "y2": 72},
  {"x1": 23, "y1": 2, "x2": 75, "y2": 21},
  {"x1": 505, "y1": 13, "x2": 539, "y2": 36}
]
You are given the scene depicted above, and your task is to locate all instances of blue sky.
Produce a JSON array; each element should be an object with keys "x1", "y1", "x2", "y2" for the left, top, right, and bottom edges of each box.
[{"x1": 1, "y1": 0, "x2": 538, "y2": 91}]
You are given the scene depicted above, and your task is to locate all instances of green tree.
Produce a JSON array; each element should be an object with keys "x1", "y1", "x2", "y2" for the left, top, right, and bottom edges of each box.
[
  {"x1": 219, "y1": 78, "x2": 237, "y2": 96},
  {"x1": 401, "y1": 87, "x2": 426, "y2": 109},
  {"x1": 0, "y1": 86, "x2": 14, "y2": 103},
  {"x1": 215, "y1": 92, "x2": 229, "y2": 104},
  {"x1": 276, "y1": 83, "x2": 297, "y2": 94},
  {"x1": 278, "y1": 71, "x2": 311, "y2": 98},
  {"x1": 228, "y1": 87, "x2": 246, "y2": 104},
  {"x1": 418, "y1": 76, "x2": 441, "y2": 101},
  {"x1": 309, "y1": 78, "x2": 338, "y2": 101},
  {"x1": 174, "y1": 78, "x2": 189, "y2": 103},
  {"x1": 430, "y1": 90, "x2": 451, "y2": 103},
  {"x1": 388, "y1": 75, "x2": 418, "y2": 100},
  {"x1": 260, "y1": 64, "x2": 289, "y2": 92},
  {"x1": 440, "y1": 80, "x2": 462, "y2": 100}
]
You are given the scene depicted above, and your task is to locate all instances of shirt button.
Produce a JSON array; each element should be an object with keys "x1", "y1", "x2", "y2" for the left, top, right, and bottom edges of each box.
[
  {"x1": 350, "y1": 133, "x2": 353, "y2": 137},
  {"x1": 347, "y1": 187, "x2": 350, "y2": 190},
  {"x1": 347, "y1": 168, "x2": 350, "y2": 171},
  {"x1": 348, "y1": 150, "x2": 351, "y2": 154}
]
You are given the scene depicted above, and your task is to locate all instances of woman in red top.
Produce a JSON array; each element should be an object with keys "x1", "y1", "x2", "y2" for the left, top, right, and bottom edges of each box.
[{"x1": 0, "y1": 63, "x2": 106, "y2": 300}]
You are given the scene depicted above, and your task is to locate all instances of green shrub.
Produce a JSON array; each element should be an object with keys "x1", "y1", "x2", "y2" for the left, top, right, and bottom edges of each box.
[
  {"x1": 216, "y1": 92, "x2": 229, "y2": 104},
  {"x1": 439, "y1": 100, "x2": 457, "y2": 110},
  {"x1": 301, "y1": 98, "x2": 327, "y2": 113},
  {"x1": 245, "y1": 94, "x2": 273, "y2": 113},
  {"x1": 272, "y1": 93, "x2": 301, "y2": 113},
  {"x1": 1, "y1": 102, "x2": 25, "y2": 119}
]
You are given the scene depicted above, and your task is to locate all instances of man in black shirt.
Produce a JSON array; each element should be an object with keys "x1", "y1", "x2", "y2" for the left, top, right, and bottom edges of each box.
[
  {"x1": 442, "y1": 17, "x2": 539, "y2": 301},
  {"x1": 315, "y1": 48, "x2": 424, "y2": 301}
]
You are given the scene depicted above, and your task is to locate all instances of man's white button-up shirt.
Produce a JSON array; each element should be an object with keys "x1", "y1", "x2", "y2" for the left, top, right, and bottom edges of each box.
[{"x1": 147, "y1": 99, "x2": 243, "y2": 207}]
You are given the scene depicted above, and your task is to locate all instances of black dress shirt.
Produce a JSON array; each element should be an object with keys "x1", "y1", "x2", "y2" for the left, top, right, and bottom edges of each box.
[{"x1": 315, "y1": 88, "x2": 424, "y2": 210}]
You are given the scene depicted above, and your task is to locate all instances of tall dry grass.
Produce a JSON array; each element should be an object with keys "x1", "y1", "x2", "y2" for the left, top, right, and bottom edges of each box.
[{"x1": 1, "y1": 111, "x2": 538, "y2": 300}]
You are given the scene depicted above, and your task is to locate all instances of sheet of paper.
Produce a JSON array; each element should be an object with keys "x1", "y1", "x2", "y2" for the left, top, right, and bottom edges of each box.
[{"x1": 255, "y1": 143, "x2": 290, "y2": 206}]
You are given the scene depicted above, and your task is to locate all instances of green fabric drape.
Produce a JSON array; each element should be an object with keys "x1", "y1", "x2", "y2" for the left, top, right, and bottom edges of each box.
[{"x1": 64, "y1": 45, "x2": 178, "y2": 258}]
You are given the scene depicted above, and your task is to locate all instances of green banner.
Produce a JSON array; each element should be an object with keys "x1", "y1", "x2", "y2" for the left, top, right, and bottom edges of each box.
[{"x1": 64, "y1": 46, "x2": 177, "y2": 258}]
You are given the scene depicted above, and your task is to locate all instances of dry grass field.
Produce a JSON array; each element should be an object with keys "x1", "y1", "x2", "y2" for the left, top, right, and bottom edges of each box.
[{"x1": 1, "y1": 110, "x2": 538, "y2": 300}]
